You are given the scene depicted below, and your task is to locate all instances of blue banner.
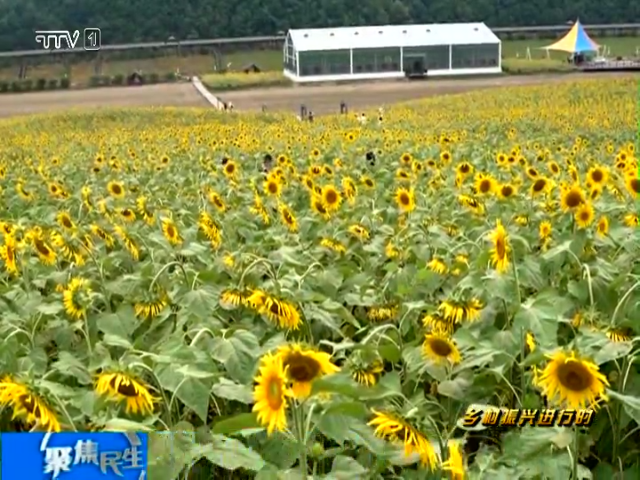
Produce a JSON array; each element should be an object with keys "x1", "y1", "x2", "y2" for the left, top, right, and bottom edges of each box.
[{"x1": 1, "y1": 432, "x2": 148, "y2": 480}]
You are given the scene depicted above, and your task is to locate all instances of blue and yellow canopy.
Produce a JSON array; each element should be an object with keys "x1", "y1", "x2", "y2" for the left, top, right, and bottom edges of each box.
[{"x1": 543, "y1": 20, "x2": 599, "y2": 54}]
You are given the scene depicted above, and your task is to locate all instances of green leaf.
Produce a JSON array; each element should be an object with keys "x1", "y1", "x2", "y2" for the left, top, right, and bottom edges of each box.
[
  {"x1": 181, "y1": 286, "x2": 219, "y2": 319},
  {"x1": 213, "y1": 377, "x2": 253, "y2": 404},
  {"x1": 325, "y1": 455, "x2": 368, "y2": 479},
  {"x1": 193, "y1": 434, "x2": 265, "y2": 471},
  {"x1": 156, "y1": 365, "x2": 213, "y2": 422},
  {"x1": 212, "y1": 412, "x2": 261, "y2": 435},
  {"x1": 224, "y1": 329, "x2": 260, "y2": 384},
  {"x1": 312, "y1": 373, "x2": 401, "y2": 400},
  {"x1": 96, "y1": 304, "x2": 137, "y2": 338},
  {"x1": 437, "y1": 375, "x2": 471, "y2": 400},
  {"x1": 607, "y1": 390, "x2": 640, "y2": 426},
  {"x1": 513, "y1": 291, "x2": 573, "y2": 348}
]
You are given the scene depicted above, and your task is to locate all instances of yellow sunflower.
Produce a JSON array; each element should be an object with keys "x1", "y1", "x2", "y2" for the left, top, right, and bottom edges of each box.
[
  {"x1": 497, "y1": 183, "x2": 517, "y2": 200},
  {"x1": 536, "y1": 351, "x2": 608, "y2": 409},
  {"x1": 107, "y1": 181, "x2": 125, "y2": 198},
  {"x1": 624, "y1": 174, "x2": 639, "y2": 198},
  {"x1": 223, "y1": 160, "x2": 238, "y2": 178},
  {"x1": 539, "y1": 220, "x2": 552, "y2": 240},
  {"x1": 310, "y1": 194, "x2": 331, "y2": 219},
  {"x1": 161, "y1": 218, "x2": 182, "y2": 246},
  {"x1": 368, "y1": 409, "x2": 439, "y2": 469},
  {"x1": 530, "y1": 177, "x2": 551, "y2": 197},
  {"x1": 95, "y1": 372, "x2": 156, "y2": 415},
  {"x1": 276, "y1": 344, "x2": 340, "y2": 398},
  {"x1": 427, "y1": 258, "x2": 448, "y2": 275},
  {"x1": 62, "y1": 277, "x2": 92, "y2": 320},
  {"x1": 422, "y1": 333, "x2": 461, "y2": 365},
  {"x1": 351, "y1": 360, "x2": 384, "y2": 386},
  {"x1": 348, "y1": 224, "x2": 370, "y2": 241},
  {"x1": 56, "y1": 211, "x2": 76, "y2": 231},
  {"x1": 120, "y1": 208, "x2": 136, "y2": 222},
  {"x1": 262, "y1": 296, "x2": 302, "y2": 330},
  {"x1": 586, "y1": 166, "x2": 608, "y2": 186},
  {"x1": 31, "y1": 234, "x2": 56, "y2": 265},
  {"x1": 252, "y1": 353, "x2": 291, "y2": 435},
  {"x1": 441, "y1": 440, "x2": 466, "y2": 480},
  {"x1": 321, "y1": 184, "x2": 341, "y2": 211},
  {"x1": 134, "y1": 293, "x2": 168, "y2": 320},
  {"x1": 560, "y1": 184, "x2": 585, "y2": 211},
  {"x1": 264, "y1": 177, "x2": 281, "y2": 197},
  {"x1": 279, "y1": 204, "x2": 298, "y2": 232},
  {"x1": 219, "y1": 289, "x2": 245, "y2": 309},
  {"x1": 0, "y1": 377, "x2": 61, "y2": 432},
  {"x1": 488, "y1": 220, "x2": 509, "y2": 273},
  {"x1": 574, "y1": 202, "x2": 595, "y2": 229},
  {"x1": 394, "y1": 187, "x2": 416, "y2": 213},
  {"x1": 596, "y1": 216, "x2": 609, "y2": 237}
]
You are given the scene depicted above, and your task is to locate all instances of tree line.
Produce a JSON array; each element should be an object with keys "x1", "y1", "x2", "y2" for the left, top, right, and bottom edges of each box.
[{"x1": 1, "y1": 0, "x2": 638, "y2": 52}]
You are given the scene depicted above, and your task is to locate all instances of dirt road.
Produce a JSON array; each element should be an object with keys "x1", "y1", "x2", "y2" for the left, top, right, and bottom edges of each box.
[
  {"x1": 0, "y1": 82, "x2": 209, "y2": 118},
  {"x1": 0, "y1": 72, "x2": 634, "y2": 118}
]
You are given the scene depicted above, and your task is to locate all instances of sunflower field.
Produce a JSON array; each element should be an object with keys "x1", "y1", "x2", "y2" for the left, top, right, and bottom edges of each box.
[{"x1": 0, "y1": 77, "x2": 639, "y2": 480}]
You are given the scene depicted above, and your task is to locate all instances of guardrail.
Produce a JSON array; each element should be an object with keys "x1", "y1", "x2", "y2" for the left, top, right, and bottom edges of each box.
[{"x1": 0, "y1": 23, "x2": 639, "y2": 58}]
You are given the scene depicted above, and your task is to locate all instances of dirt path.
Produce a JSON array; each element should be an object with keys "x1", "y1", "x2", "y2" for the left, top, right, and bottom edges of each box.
[
  {"x1": 218, "y1": 72, "x2": 636, "y2": 115},
  {"x1": 0, "y1": 82, "x2": 209, "y2": 118},
  {"x1": 0, "y1": 72, "x2": 635, "y2": 119}
]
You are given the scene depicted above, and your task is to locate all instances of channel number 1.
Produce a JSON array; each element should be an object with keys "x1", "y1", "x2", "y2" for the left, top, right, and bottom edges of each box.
[{"x1": 84, "y1": 28, "x2": 101, "y2": 51}]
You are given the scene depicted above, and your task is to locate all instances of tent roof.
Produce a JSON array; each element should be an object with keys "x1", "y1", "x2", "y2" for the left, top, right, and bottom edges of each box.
[
  {"x1": 543, "y1": 20, "x2": 599, "y2": 53},
  {"x1": 288, "y1": 23, "x2": 500, "y2": 52}
]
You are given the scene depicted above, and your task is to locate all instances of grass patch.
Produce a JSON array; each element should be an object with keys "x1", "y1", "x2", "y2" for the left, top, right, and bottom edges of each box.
[
  {"x1": 201, "y1": 71, "x2": 290, "y2": 90},
  {"x1": 502, "y1": 58, "x2": 577, "y2": 75}
]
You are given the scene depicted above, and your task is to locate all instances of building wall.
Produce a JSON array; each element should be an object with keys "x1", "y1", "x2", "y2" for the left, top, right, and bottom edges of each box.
[{"x1": 290, "y1": 42, "x2": 501, "y2": 80}]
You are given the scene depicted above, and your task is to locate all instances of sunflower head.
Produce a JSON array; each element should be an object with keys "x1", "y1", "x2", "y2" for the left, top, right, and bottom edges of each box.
[
  {"x1": 276, "y1": 344, "x2": 340, "y2": 398},
  {"x1": 422, "y1": 333, "x2": 461, "y2": 365},
  {"x1": 95, "y1": 371, "x2": 156, "y2": 415},
  {"x1": 536, "y1": 351, "x2": 609, "y2": 409}
]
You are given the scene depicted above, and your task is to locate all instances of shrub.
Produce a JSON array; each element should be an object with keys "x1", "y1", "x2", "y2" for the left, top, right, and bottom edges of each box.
[
  {"x1": 0, "y1": 81, "x2": 9, "y2": 93},
  {"x1": 201, "y1": 72, "x2": 290, "y2": 91},
  {"x1": 60, "y1": 77, "x2": 70, "y2": 89},
  {"x1": 147, "y1": 72, "x2": 160, "y2": 84},
  {"x1": 36, "y1": 78, "x2": 47, "y2": 90},
  {"x1": 21, "y1": 79, "x2": 33, "y2": 91},
  {"x1": 47, "y1": 79, "x2": 59, "y2": 89},
  {"x1": 10, "y1": 81, "x2": 22, "y2": 92},
  {"x1": 112, "y1": 74, "x2": 125, "y2": 85}
]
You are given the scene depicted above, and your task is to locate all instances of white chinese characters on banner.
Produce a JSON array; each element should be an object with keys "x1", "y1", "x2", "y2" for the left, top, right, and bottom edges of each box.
[{"x1": 43, "y1": 439, "x2": 144, "y2": 478}]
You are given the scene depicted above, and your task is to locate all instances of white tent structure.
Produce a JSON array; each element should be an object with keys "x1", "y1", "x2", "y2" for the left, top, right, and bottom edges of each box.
[{"x1": 283, "y1": 23, "x2": 502, "y2": 83}]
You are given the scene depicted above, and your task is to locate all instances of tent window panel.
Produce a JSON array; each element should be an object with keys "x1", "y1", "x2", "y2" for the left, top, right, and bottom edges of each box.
[
  {"x1": 352, "y1": 49, "x2": 377, "y2": 73},
  {"x1": 298, "y1": 52, "x2": 322, "y2": 76},
  {"x1": 298, "y1": 51, "x2": 350, "y2": 76},
  {"x1": 372, "y1": 48, "x2": 401, "y2": 72},
  {"x1": 425, "y1": 45, "x2": 450, "y2": 70},
  {"x1": 404, "y1": 46, "x2": 449, "y2": 70},
  {"x1": 452, "y1": 44, "x2": 500, "y2": 68},
  {"x1": 323, "y1": 50, "x2": 351, "y2": 74},
  {"x1": 353, "y1": 48, "x2": 401, "y2": 73},
  {"x1": 476, "y1": 44, "x2": 500, "y2": 66}
]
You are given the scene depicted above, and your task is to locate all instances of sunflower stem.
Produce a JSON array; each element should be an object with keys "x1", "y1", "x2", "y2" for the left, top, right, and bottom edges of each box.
[
  {"x1": 571, "y1": 426, "x2": 579, "y2": 479},
  {"x1": 610, "y1": 280, "x2": 640, "y2": 327},
  {"x1": 293, "y1": 400, "x2": 308, "y2": 478}
]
